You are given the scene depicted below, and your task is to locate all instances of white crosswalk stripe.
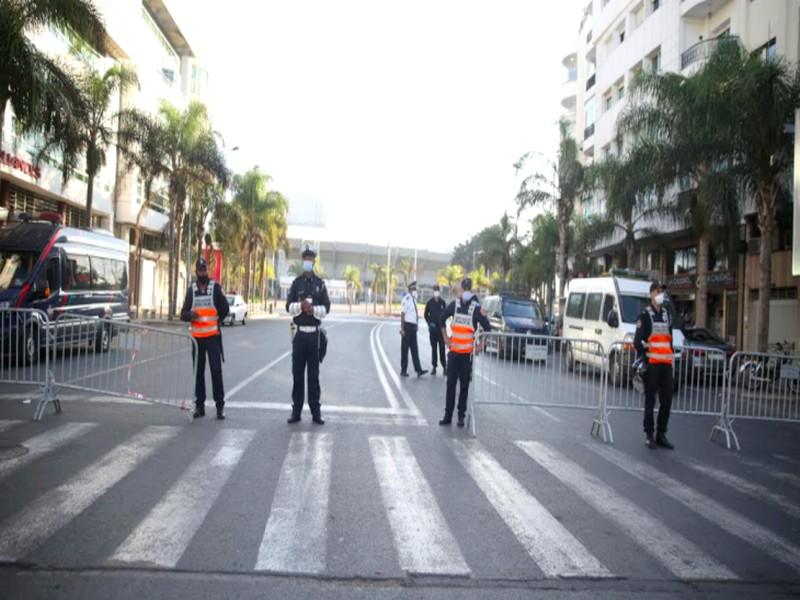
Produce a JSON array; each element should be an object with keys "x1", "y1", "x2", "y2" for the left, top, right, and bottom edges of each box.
[
  {"x1": 516, "y1": 441, "x2": 737, "y2": 580},
  {"x1": 370, "y1": 436, "x2": 470, "y2": 576},
  {"x1": 0, "y1": 419, "x2": 24, "y2": 433},
  {"x1": 449, "y1": 438, "x2": 612, "y2": 578},
  {"x1": 255, "y1": 432, "x2": 332, "y2": 574},
  {"x1": 589, "y1": 443, "x2": 800, "y2": 573},
  {"x1": 110, "y1": 428, "x2": 256, "y2": 568},
  {"x1": 0, "y1": 422, "x2": 97, "y2": 480},
  {"x1": 0, "y1": 426, "x2": 179, "y2": 562}
]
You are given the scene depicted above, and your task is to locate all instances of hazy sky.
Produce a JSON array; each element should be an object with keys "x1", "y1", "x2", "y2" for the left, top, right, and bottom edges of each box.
[{"x1": 169, "y1": 0, "x2": 583, "y2": 253}]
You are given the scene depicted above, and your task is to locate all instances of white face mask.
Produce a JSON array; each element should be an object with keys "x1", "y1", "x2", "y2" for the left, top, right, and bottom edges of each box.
[
  {"x1": 303, "y1": 260, "x2": 313, "y2": 272},
  {"x1": 433, "y1": 291, "x2": 440, "y2": 299},
  {"x1": 462, "y1": 291, "x2": 473, "y2": 302},
  {"x1": 411, "y1": 291, "x2": 418, "y2": 299},
  {"x1": 654, "y1": 292, "x2": 665, "y2": 306}
]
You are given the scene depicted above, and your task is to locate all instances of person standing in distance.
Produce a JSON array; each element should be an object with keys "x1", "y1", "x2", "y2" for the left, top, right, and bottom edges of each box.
[
  {"x1": 440, "y1": 278, "x2": 491, "y2": 427},
  {"x1": 424, "y1": 284, "x2": 447, "y2": 375},
  {"x1": 180, "y1": 258, "x2": 230, "y2": 420},
  {"x1": 400, "y1": 281, "x2": 428, "y2": 377},
  {"x1": 633, "y1": 281, "x2": 675, "y2": 450},
  {"x1": 286, "y1": 245, "x2": 330, "y2": 425}
]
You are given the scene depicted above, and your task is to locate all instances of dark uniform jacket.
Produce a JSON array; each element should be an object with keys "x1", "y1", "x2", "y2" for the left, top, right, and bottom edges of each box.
[
  {"x1": 441, "y1": 297, "x2": 493, "y2": 332},
  {"x1": 424, "y1": 297, "x2": 447, "y2": 330},
  {"x1": 633, "y1": 304, "x2": 672, "y2": 361},
  {"x1": 179, "y1": 280, "x2": 230, "y2": 326},
  {"x1": 286, "y1": 274, "x2": 331, "y2": 326}
]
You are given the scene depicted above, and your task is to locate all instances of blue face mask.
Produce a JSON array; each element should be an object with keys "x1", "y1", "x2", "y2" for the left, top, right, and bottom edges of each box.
[
  {"x1": 462, "y1": 291, "x2": 473, "y2": 302},
  {"x1": 303, "y1": 260, "x2": 314, "y2": 272}
]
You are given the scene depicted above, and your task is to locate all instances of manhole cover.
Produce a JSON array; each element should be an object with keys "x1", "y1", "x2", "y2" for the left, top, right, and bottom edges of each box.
[{"x1": 0, "y1": 445, "x2": 28, "y2": 461}]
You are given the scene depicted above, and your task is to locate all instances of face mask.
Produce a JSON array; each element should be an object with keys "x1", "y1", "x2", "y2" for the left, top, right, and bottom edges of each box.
[
  {"x1": 197, "y1": 273, "x2": 209, "y2": 285},
  {"x1": 303, "y1": 260, "x2": 313, "y2": 272},
  {"x1": 654, "y1": 292, "x2": 665, "y2": 306},
  {"x1": 462, "y1": 291, "x2": 473, "y2": 302},
  {"x1": 411, "y1": 291, "x2": 418, "y2": 299},
  {"x1": 433, "y1": 291, "x2": 440, "y2": 299}
]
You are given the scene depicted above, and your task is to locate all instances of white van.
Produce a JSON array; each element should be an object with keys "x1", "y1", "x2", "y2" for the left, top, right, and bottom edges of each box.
[{"x1": 562, "y1": 271, "x2": 685, "y2": 385}]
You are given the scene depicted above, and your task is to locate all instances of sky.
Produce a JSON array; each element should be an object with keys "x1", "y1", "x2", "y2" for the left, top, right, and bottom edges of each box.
[{"x1": 169, "y1": 0, "x2": 583, "y2": 253}]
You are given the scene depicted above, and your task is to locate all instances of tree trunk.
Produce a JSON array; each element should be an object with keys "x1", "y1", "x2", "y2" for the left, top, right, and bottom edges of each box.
[
  {"x1": 695, "y1": 231, "x2": 710, "y2": 328},
  {"x1": 756, "y1": 183, "x2": 777, "y2": 353},
  {"x1": 625, "y1": 221, "x2": 636, "y2": 268},
  {"x1": 0, "y1": 101, "x2": 6, "y2": 152},
  {"x1": 86, "y1": 174, "x2": 95, "y2": 229},
  {"x1": 243, "y1": 240, "x2": 252, "y2": 300},
  {"x1": 557, "y1": 216, "x2": 568, "y2": 316},
  {"x1": 167, "y1": 199, "x2": 176, "y2": 320}
]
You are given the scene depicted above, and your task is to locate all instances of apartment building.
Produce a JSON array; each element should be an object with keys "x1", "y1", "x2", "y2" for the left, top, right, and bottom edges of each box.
[{"x1": 560, "y1": 0, "x2": 800, "y2": 350}]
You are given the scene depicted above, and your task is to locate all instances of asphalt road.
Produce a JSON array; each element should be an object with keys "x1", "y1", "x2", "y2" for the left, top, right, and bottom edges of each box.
[{"x1": 1, "y1": 314, "x2": 800, "y2": 599}]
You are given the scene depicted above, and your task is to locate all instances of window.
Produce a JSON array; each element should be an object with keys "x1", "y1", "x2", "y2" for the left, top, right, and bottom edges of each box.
[
  {"x1": 756, "y1": 37, "x2": 777, "y2": 62},
  {"x1": 617, "y1": 84, "x2": 625, "y2": 100},
  {"x1": 66, "y1": 255, "x2": 91, "y2": 291},
  {"x1": 651, "y1": 0, "x2": 659, "y2": 12},
  {"x1": 673, "y1": 247, "x2": 697, "y2": 274},
  {"x1": 45, "y1": 258, "x2": 59, "y2": 291},
  {"x1": 602, "y1": 295, "x2": 615, "y2": 321},
  {"x1": 619, "y1": 30, "x2": 625, "y2": 43},
  {"x1": 585, "y1": 293, "x2": 603, "y2": 321},
  {"x1": 648, "y1": 48, "x2": 661, "y2": 73},
  {"x1": 584, "y1": 97, "x2": 596, "y2": 127},
  {"x1": 0, "y1": 251, "x2": 38, "y2": 291},
  {"x1": 605, "y1": 93, "x2": 613, "y2": 111},
  {"x1": 566, "y1": 292, "x2": 586, "y2": 319},
  {"x1": 90, "y1": 257, "x2": 127, "y2": 291},
  {"x1": 620, "y1": 295, "x2": 650, "y2": 323}
]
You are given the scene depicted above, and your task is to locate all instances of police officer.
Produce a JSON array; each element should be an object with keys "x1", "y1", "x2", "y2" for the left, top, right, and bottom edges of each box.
[
  {"x1": 633, "y1": 280, "x2": 675, "y2": 450},
  {"x1": 286, "y1": 245, "x2": 330, "y2": 425},
  {"x1": 180, "y1": 258, "x2": 230, "y2": 420},
  {"x1": 400, "y1": 281, "x2": 427, "y2": 377},
  {"x1": 424, "y1": 284, "x2": 447, "y2": 375},
  {"x1": 439, "y1": 278, "x2": 492, "y2": 427}
]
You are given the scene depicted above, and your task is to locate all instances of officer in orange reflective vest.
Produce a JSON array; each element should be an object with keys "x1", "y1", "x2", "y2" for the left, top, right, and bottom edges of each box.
[
  {"x1": 439, "y1": 278, "x2": 492, "y2": 427},
  {"x1": 180, "y1": 258, "x2": 230, "y2": 420},
  {"x1": 633, "y1": 280, "x2": 675, "y2": 450}
]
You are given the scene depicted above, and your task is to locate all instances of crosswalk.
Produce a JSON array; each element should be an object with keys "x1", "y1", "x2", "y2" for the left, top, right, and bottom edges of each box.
[{"x1": 0, "y1": 418, "x2": 799, "y2": 581}]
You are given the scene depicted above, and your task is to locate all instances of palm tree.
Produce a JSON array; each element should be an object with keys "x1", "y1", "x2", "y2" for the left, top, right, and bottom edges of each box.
[
  {"x1": 369, "y1": 263, "x2": 396, "y2": 313},
  {"x1": 619, "y1": 39, "x2": 743, "y2": 328},
  {"x1": 468, "y1": 265, "x2": 491, "y2": 296},
  {"x1": 231, "y1": 167, "x2": 271, "y2": 300},
  {"x1": 342, "y1": 265, "x2": 362, "y2": 313},
  {"x1": 211, "y1": 200, "x2": 245, "y2": 291},
  {"x1": 43, "y1": 65, "x2": 137, "y2": 227},
  {"x1": 0, "y1": 0, "x2": 105, "y2": 151},
  {"x1": 437, "y1": 264, "x2": 464, "y2": 295},
  {"x1": 731, "y1": 47, "x2": 800, "y2": 351},
  {"x1": 261, "y1": 191, "x2": 289, "y2": 299},
  {"x1": 515, "y1": 119, "x2": 585, "y2": 315},
  {"x1": 398, "y1": 257, "x2": 414, "y2": 288},
  {"x1": 159, "y1": 101, "x2": 226, "y2": 318}
]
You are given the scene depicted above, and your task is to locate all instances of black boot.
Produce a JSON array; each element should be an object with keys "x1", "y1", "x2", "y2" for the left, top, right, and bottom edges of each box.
[
  {"x1": 287, "y1": 414, "x2": 301, "y2": 424},
  {"x1": 656, "y1": 433, "x2": 674, "y2": 450},
  {"x1": 432, "y1": 367, "x2": 437, "y2": 376},
  {"x1": 216, "y1": 406, "x2": 225, "y2": 420},
  {"x1": 645, "y1": 434, "x2": 656, "y2": 449},
  {"x1": 312, "y1": 414, "x2": 325, "y2": 425},
  {"x1": 457, "y1": 416, "x2": 465, "y2": 428},
  {"x1": 193, "y1": 406, "x2": 205, "y2": 419},
  {"x1": 439, "y1": 416, "x2": 452, "y2": 426}
]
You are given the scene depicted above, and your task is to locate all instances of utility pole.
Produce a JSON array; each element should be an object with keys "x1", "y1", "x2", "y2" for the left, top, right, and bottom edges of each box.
[
  {"x1": 413, "y1": 247, "x2": 418, "y2": 283},
  {"x1": 385, "y1": 242, "x2": 391, "y2": 312}
]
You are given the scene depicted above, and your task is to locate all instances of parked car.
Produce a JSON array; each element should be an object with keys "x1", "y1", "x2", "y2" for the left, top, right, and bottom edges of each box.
[
  {"x1": 679, "y1": 327, "x2": 734, "y2": 381},
  {"x1": 0, "y1": 214, "x2": 130, "y2": 363},
  {"x1": 223, "y1": 294, "x2": 247, "y2": 325},
  {"x1": 562, "y1": 270, "x2": 686, "y2": 386},
  {"x1": 482, "y1": 293, "x2": 549, "y2": 361}
]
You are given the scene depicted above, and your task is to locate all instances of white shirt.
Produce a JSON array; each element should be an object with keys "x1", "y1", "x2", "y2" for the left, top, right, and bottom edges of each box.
[{"x1": 401, "y1": 293, "x2": 419, "y2": 325}]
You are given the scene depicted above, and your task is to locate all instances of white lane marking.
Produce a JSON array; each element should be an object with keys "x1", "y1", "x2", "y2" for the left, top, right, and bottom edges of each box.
[
  {"x1": 375, "y1": 324, "x2": 424, "y2": 417},
  {"x1": 742, "y1": 457, "x2": 800, "y2": 489},
  {"x1": 370, "y1": 436, "x2": 470, "y2": 576},
  {"x1": 449, "y1": 439, "x2": 611, "y2": 578},
  {"x1": 680, "y1": 458, "x2": 800, "y2": 521},
  {"x1": 0, "y1": 422, "x2": 97, "y2": 480},
  {"x1": 475, "y1": 372, "x2": 561, "y2": 423},
  {"x1": 0, "y1": 420, "x2": 24, "y2": 433},
  {"x1": 226, "y1": 351, "x2": 292, "y2": 400},
  {"x1": 110, "y1": 428, "x2": 256, "y2": 567},
  {"x1": 224, "y1": 401, "x2": 418, "y2": 416},
  {"x1": 0, "y1": 426, "x2": 178, "y2": 562},
  {"x1": 517, "y1": 441, "x2": 736, "y2": 581},
  {"x1": 370, "y1": 325, "x2": 401, "y2": 410},
  {"x1": 256, "y1": 432, "x2": 332, "y2": 574},
  {"x1": 588, "y1": 444, "x2": 800, "y2": 573}
]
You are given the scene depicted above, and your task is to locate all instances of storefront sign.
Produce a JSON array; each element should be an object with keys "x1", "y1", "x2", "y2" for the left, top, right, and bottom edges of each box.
[
  {"x1": 666, "y1": 273, "x2": 695, "y2": 291},
  {"x1": 0, "y1": 150, "x2": 41, "y2": 179},
  {"x1": 666, "y1": 271, "x2": 737, "y2": 292}
]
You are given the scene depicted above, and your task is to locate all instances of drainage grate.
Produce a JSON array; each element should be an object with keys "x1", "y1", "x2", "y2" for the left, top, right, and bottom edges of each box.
[{"x1": 0, "y1": 445, "x2": 28, "y2": 461}]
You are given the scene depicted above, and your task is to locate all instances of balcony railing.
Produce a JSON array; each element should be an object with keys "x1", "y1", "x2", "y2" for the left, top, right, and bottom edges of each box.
[{"x1": 681, "y1": 36, "x2": 741, "y2": 71}]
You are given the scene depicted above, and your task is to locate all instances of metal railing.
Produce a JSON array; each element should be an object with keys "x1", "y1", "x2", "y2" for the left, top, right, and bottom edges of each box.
[{"x1": 470, "y1": 332, "x2": 610, "y2": 441}]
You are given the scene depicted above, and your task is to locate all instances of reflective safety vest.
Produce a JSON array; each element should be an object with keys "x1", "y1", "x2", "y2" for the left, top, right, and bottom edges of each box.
[
  {"x1": 450, "y1": 301, "x2": 477, "y2": 354},
  {"x1": 646, "y1": 306, "x2": 672, "y2": 365},
  {"x1": 191, "y1": 281, "x2": 219, "y2": 339}
]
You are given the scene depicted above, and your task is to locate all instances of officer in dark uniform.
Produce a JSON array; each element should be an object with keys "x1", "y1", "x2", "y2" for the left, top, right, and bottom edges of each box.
[
  {"x1": 180, "y1": 258, "x2": 230, "y2": 420},
  {"x1": 424, "y1": 284, "x2": 447, "y2": 375},
  {"x1": 286, "y1": 245, "x2": 331, "y2": 425},
  {"x1": 633, "y1": 280, "x2": 675, "y2": 450},
  {"x1": 439, "y1": 278, "x2": 492, "y2": 427}
]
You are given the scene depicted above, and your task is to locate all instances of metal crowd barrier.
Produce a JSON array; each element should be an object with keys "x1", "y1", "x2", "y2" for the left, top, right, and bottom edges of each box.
[
  {"x1": 711, "y1": 350, "x2": 800, "y2": 450},
  {"x1": 0, "y1": 308, "x2": 197, "y2": 421},
  {"x1": 470, "y1": 332, "x2": 610, "y2": 441}
]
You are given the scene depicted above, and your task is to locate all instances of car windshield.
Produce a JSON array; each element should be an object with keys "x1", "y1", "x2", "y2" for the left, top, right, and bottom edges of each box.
[
  {"x1": 0, "y1": 250, "x2": 38, "y2": 292},
  {"x1": 503, "y1": 300, "x2": 541, "y2": 320},
  {"x1": 226, "y1": 295, "x2": 235, "y2": 305},
  {"x1": 620, "y1": 295, "x2": 650, "y2": 323}
]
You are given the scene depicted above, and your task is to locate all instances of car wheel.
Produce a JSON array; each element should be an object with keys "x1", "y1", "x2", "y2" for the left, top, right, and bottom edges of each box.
[
  {"x1": 95, "y1": 324, "x2": 111, "y2": 353},
  {"x1": 242, "y1": 313, "x2": 247, "y2": 326},
  {"x1": 19, "y1": 324, "x2": 40, "y2": 365},
  {"x1": 608, "y1": 351, "x2": 624, "y2": 387}
]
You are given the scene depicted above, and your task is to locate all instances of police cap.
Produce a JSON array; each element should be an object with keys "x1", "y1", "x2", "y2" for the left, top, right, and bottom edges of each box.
[
  {"x1": 461, "y1": 278, "x2": 473, "y2": 291},
  {"x1": 433, "y1": 284, "x2": 440, "y2": 291},
  {"x1": 408, "y1": 281, "x2": 417, "y2": 290},
  {"x1": 649, "y1": 280, "x2": 664, "y2": 293},
  {"x1": 195, "y1": 258, "x2": 208, "y2": 271},
  {"x1": 301, "y1": 244, "x2": 316, "y2": 259}
]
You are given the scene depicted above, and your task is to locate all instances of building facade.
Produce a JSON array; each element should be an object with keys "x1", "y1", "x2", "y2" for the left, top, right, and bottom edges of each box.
[{"x1": 561, "y1": 0, "x2": 800, "y2": 350}]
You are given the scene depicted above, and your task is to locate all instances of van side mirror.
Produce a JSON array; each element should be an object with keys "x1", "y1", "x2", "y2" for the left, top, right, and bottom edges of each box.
[
  {"x1": 31, "y1": 273, "x2": 50, "y2": 299},
  {"x1": 606, "y1": 310, "x2": 619, "y2": 328}
]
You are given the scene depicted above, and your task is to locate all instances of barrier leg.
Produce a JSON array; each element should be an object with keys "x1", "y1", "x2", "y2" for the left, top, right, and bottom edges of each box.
[
  {"x1": 710, "y1": 402, "x2": 740, "y2": 451},
  {"x1": 33, "y1": 372, "x2": 60, "y2": 422},
  {"x1": 469, "y1": 399, "x2": 477, "y2": 437}
]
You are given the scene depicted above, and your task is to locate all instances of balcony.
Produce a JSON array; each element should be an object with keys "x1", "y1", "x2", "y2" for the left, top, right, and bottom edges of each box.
[
  {"x1": 561, "y1": 78, "x2": 577, "y2": 110},
  {"x1": 680, "y1": 35, "x2": 741, "y2": 72},
  {"x1": 681, "y1": 0, "x2": 731, "y2": 19},
  {"x1": 585, "y1": 73, "x2": 596, "y2": 91},
  {"x1": 584, "y1": 123, "x2": 595, "y2": 140}
]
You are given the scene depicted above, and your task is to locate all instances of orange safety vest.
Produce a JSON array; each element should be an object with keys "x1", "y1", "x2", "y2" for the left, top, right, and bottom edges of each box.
[
  {"x1": 191, "y1": 281, "x2": 219, "y2": 339},
  {"x1": 450, "y1": 300, "x2": 477, "y2": 354},
  {"x1": 645, "y1": 306, "x2": 672, "y2": 365}
]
